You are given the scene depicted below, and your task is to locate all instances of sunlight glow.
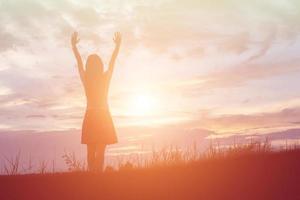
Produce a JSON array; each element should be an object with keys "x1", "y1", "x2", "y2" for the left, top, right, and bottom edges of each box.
[{"x1": 130, "y1": 93, "x2": 158, "y2": 116}]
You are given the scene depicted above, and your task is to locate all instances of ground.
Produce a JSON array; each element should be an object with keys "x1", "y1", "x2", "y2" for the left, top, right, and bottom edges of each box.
[{"x1": 0, "y1": 150, "x2": 300, "y2": 200}]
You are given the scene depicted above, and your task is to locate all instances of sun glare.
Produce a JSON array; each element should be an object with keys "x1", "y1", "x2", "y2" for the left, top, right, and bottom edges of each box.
[{"x1": 130, "y1": 93, "x2": 158, "y2": 116}]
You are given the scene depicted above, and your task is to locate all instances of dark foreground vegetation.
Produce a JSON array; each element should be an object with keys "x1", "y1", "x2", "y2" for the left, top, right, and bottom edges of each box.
[{"x1": 0, "y1": 145, "x2": 300, "y2": 200}]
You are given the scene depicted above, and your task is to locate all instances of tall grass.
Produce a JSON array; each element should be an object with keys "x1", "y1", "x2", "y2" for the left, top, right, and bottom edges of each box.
[
  {"x1": 1, "y1": 139, "x2": 299, "y2": 175},
  {"x1": 110, "y1": 139, "x2": 281, "y2": 171},
  {"x1": 2, "y1": 150, "x2": 21, "y2": 175},
  {"x1": 62, "y1": 151, "x2": 86, "y2": 172}
]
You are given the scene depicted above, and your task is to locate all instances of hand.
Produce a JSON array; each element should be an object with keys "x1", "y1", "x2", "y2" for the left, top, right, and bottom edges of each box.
[
  {"x1": 71, "y1": 32, "x2": 80, "y2": 47},
  {"x1": 113, "y1": 32, "x2": 121, "y2": 46}
]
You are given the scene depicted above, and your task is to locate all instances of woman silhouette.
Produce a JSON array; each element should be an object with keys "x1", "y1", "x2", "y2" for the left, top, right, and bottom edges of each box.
[{"x1": 71, "y1": 31, "x2": 121, "y2": 171}]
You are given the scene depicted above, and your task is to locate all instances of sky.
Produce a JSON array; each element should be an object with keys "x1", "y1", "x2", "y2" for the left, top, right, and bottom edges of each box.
[{"x1": 1, "y1": 0, "x2": 300, "y2": 153}]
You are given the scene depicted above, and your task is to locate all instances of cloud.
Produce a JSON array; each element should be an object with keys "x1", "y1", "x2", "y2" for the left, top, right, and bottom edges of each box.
[
  {"x1": 207, "y1": 128, "x2": 300, "y2": 148},
  {"x1": 174, "y1": 58, "x2": 300, "y2": 96},
  {"x1": 0, "y1": 0, "x2": 298, "y2": 58},
  {"x1": 247, "y1": 27, "x2": 277, "y2": 62},
  {"x1": 26, "y1": 114, "x2": 46, "y2": 118},
  {"x1": 218, "y1": 32, "x2": 250, "y2": 55},
  {"x1": 0, "y1": 30, "x2": 23, "y2": 52},
  {"x1": 188, "y1": 106, "x2": 300, "y2": 134}
]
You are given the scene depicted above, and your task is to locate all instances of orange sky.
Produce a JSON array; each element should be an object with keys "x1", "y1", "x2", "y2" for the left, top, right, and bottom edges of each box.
[{"x1": 0, "y1": 0, "x2": 300, "y2": 142}]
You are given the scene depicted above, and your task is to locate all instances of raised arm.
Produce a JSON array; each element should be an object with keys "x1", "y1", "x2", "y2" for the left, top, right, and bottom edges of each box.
[
  {"x1": 71, "y1": 32, "x2": 85, "y2": 86},
  {"x1": 107, "y1": 32, "x2": 122, "y2": 81}
]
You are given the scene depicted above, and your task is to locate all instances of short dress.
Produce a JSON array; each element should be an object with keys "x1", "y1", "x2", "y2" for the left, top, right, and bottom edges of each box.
[
  {"x1": 81, "y1": 74, "x2": 118, "y2": 145},
  {"x1": 81, "y1": 107, "x2": 117, "y2": 144}
]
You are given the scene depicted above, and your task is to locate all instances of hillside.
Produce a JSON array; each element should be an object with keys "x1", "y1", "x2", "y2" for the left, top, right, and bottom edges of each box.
[{"x1": 0, "y1": 149, "x2": 299, "y2": 200}]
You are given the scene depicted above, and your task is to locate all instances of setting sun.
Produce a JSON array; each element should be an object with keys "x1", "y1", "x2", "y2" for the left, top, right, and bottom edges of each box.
[{"x1": 130, "y1": 93, "x2": 158, "y2": 116}]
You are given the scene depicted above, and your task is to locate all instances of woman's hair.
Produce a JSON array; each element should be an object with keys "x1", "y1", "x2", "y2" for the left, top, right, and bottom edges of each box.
[{"x1": 85, "y1": 54, "x2": 104, "y2": 87}]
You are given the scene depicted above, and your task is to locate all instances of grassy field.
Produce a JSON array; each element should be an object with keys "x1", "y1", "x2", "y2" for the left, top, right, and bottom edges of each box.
[{"x1": 0, "y1": 144, "x2": 300, "y2": 200}]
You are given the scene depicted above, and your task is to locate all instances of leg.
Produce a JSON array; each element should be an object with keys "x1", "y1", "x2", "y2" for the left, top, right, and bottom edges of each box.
[
  {"x1": 94, "y1": 144, "x2": 106, "y2": 172},
  {"x1": 87, "y1": 144, "x2": 96, "y2": 171}
]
